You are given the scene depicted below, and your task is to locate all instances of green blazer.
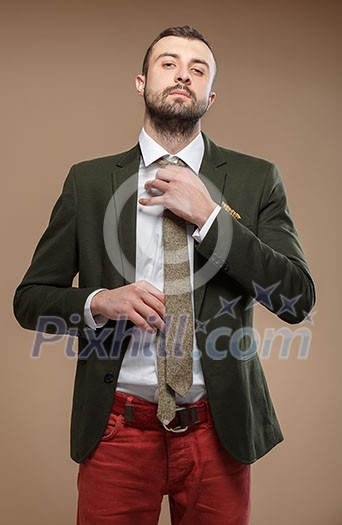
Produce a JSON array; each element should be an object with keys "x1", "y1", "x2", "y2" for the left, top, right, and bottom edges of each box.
[{"x1": 13, "y1": 134, "x2": 315, "y2": 464}]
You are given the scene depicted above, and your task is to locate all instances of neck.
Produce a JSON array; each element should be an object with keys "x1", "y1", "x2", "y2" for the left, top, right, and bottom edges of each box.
[{"x1": 143, "y1": 114, "x2": 201, "y2": 154}]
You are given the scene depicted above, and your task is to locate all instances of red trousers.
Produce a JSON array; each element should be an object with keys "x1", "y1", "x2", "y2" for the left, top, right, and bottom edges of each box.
[{"x1": 77, "y1": 392, "x2": 251, "y2": 525}]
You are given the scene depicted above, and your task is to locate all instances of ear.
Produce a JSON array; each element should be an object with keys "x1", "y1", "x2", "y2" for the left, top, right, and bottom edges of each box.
[
  {"x1": 135, "y1": 74, "x2": 145, "y2": 96},
  {"x1": 207, "y1": 91, "x2": 216, "y2": 111}
]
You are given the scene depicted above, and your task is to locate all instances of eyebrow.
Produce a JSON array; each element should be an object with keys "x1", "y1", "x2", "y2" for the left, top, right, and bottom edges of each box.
[{"x1": 155, "y1": 52, "x2": 210, "y2": 70}]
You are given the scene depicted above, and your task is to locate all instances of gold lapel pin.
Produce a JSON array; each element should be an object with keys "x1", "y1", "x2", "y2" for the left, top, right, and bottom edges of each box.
[{"x1": 221, "y1": 201, "x2": 241, "y2": 220}]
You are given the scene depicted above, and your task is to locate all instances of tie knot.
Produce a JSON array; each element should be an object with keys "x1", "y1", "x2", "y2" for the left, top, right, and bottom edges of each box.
[{"x1": 158, "y1": 156, "x2": 186, "y2": 167}]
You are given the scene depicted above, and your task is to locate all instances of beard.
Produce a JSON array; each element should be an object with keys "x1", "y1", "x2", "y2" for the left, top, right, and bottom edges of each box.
[{"x1": 144, "y1": 83, "x2": 209, "y2": 137}]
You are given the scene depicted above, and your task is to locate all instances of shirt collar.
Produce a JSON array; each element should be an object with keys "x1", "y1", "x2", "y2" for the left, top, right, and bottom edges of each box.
[{"x1": 139, "y1": 128, "x2": 204, "y2": 174}]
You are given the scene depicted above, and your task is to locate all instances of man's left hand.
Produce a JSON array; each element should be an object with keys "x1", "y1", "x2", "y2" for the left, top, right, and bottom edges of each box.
[{"x1": 139, "y1": 164, "x2": 216, "y2": 228}]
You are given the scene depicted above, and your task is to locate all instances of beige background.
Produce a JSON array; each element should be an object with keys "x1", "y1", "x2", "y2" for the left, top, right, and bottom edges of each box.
[{"x1": 1, "y1": 0, "x2": 341, "y2": 523}]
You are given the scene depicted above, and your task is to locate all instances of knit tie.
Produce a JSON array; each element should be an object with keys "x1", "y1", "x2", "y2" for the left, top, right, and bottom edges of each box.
[{"x1": 156, "y1": 156, "x2": 194, "y2": 425}]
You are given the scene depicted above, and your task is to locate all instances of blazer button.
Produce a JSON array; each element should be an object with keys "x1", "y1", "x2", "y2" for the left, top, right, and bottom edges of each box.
[{"x1": 104, "y1": 372, "x2": 114, "y2": 384}]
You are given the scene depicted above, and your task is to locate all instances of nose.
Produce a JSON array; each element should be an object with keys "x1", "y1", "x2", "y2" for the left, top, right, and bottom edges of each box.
[{"x1": 175, "y1": 67, "x2": 191, "y2": 85}]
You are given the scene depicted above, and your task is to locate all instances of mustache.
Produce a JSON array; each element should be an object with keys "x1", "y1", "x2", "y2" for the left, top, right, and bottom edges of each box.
[{"x1": 162, "y1": 84, "x2": 194, "y2": 99}]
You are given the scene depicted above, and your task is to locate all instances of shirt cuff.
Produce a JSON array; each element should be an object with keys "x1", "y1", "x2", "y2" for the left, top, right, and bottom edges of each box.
[
  {"x1": 84, "y1": 289, "x2": 109, "y2": 329},
  {"x1": 192, "y1": 205, "x2": 221, "y2": 243}
]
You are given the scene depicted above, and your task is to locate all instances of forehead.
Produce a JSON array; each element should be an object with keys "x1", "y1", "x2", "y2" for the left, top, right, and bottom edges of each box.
[{"x1": 150, "y1": 35, "x2": 216, "y2": 72}]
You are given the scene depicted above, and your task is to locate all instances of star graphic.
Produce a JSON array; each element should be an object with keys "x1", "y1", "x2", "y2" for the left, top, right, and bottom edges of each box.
[
  {"x1": 195, "y1": 319, "x2": 210, "y2": 334},
  {"x1": 277, "y1": 294, "x2": 302, "y2": 317},
  {"x1": 246, "y1": 281, "x2": 280, "y2": 311},
  {"x1": 301, "y1": 309, "x2": 317, "y2": 325},
  {"x1": 214, "y1": 296, "x2": 241, "y2": 319}
]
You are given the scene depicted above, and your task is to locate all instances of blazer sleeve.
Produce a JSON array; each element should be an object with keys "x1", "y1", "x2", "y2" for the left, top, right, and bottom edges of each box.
[
  {"x1": 13, "y1": 165, "x2": 98, "y2": 333},
  {"x1": 196, "y1": 162, "x2": 315, "y2": 323}
]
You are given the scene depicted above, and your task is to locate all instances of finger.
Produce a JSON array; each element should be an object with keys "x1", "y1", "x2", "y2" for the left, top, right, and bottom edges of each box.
[
  {"x1": 141, "y1": 291, "x2": 165, "y2": 320},
  {"x1": 137, "y1": 280, "x2": 165, "y2": 301},
  {"x1": 156, "y1": 165, "x2": 190, "y2": 178},
  {"x1": 139, "y1": 195, "x2": 165, "y2": 207},
  {"x1": 147, "y1": 315, "x2": 165, "y2": 333},
  {"x1": 141, "y1": 308, "x2": 165, "y2": 331},
  {"x1": 131, "y1": 301, "x2": 165, "y2": 332},
  {"x1": 134, "y1": 281, "x2": 165, "y2": 315},
  {"x1": 128, "y1": 309, "x2": 159, "y2": 332},
  {"x1": 145, "y1": 179, "x2": 169, "y2": 193},
  {"x1": 155, "y1": 167, "x2": 178, "y2": 181}
]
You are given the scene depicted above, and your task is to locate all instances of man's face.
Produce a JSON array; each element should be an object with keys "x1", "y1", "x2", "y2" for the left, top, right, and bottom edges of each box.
[{"x1": 136, "y1": 36, "x2": 216, "y2": 127}]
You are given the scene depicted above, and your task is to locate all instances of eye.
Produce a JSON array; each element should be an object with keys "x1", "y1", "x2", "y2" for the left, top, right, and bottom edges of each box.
[
  {"x1": 191, "y1": 67, "x2": 204, "y2": 76},
  {"x1": 163, "y1": 62, "x2": 176, "y2": 68}
]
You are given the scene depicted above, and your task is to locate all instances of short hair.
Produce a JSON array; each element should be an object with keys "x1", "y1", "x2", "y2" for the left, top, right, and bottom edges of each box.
[{"x1": 142, "y1": 25, "x2": 217, "y2": 77}]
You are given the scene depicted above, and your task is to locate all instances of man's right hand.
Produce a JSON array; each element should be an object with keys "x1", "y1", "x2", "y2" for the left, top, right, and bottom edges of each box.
[{"x1": 90, "y1": 281, "x2": 165, "y2": 332}]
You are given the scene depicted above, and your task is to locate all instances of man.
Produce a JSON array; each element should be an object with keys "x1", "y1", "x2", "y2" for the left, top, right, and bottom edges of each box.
[{"x1": 14, "y1": 26, "x2": 315, "y2": 525}]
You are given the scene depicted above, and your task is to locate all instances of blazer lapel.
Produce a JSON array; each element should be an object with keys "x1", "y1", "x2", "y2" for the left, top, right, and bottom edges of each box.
[
  {"x1": 194, "y1": 133, "x2": 229, "y2": 317},
  {"x1": 111, "y1": 144, "x2": 140, "y2": 285}
]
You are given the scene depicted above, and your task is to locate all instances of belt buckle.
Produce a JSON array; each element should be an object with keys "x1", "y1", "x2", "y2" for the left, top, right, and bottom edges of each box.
[{"x1": 163, "y1": 406, "x2": 188, "y2": 433}]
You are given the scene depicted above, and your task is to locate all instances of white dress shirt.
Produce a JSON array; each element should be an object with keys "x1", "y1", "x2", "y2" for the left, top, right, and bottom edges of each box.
[{"x1": 85, "y1": 129, "x2": 220, "y2": 403}]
